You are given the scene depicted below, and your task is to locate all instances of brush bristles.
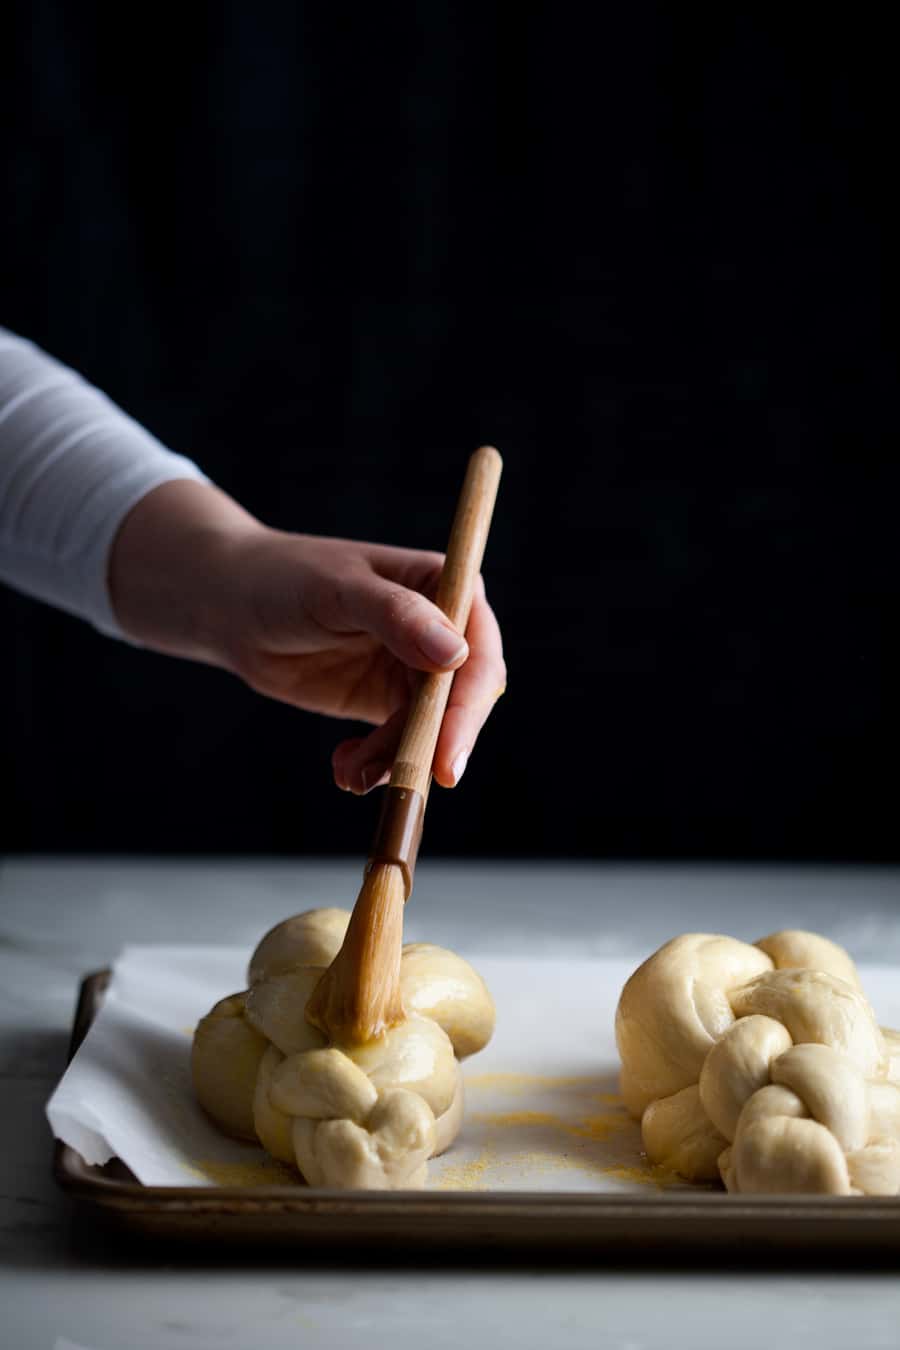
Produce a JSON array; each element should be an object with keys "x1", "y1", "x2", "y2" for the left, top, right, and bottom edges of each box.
[{"x1": 305, "y1": 863, "x2": 407, "y2": 1045}]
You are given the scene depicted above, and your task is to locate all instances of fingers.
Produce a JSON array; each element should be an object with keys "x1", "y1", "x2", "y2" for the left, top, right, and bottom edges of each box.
[
  {"x1": 332, "y1": 586, "x2": 506, "y2": 794},
  {"x1": 331, "y1": 737, "x2": 364, "y2": 791},
  {"x1": 342, "y1": 570, "x2": 469, "y2": 673},
  {"x1": 332, "y1": 710, "x2": 407, "y2": 795},
  {"x1": 432, "y1": 588, "x2": 506, "y2": 788}
]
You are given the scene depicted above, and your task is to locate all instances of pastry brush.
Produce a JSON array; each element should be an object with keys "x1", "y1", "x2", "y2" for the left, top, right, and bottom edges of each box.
[{"x1": 306, "y1": 445, "x2": 503, "y2": 1044}]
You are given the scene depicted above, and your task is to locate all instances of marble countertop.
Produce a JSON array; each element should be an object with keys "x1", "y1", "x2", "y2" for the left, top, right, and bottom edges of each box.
[{"x1": 2, "y1": 856, "x2": 899, "y2": 1349}]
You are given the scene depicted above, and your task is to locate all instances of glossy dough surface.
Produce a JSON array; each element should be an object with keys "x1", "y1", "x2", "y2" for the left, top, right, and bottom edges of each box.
[
  {"x1": 616, "y1": 930, "x2": 900, "y2": 1194},
  {"x1": 192, "y1": 908, "x2": 494, "y2": 1189}
]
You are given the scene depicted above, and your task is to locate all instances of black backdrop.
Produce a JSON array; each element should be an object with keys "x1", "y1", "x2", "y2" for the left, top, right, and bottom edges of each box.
[{"x1": 2, "y1": 4, "x2": 897, "y2": 859}]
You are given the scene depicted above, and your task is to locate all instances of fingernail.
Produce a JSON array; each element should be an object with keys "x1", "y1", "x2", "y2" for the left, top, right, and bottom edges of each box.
[
  {"x1": 450, "y1": 749, "x2": 469, "y2": 785},
  {"x1": 360, "y1": 762, "x2": 389, "y2": 794},
  {"x1": 418, "y1": 621, "x2": 468, "y2": 667}
]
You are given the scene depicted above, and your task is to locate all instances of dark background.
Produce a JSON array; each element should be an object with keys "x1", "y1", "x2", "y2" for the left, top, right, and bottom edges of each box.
[{"x1": 2, "y1": 4, "x2": 897, "y2": 859}]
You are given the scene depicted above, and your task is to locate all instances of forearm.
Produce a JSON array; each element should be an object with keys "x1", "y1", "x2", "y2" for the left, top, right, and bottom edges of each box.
[
  {"x1": 108, "y1": 479, "x2": 264, "y2": 663},
  {"x1": 0, "y1": 328, "x2": 208, "y2": 634}
]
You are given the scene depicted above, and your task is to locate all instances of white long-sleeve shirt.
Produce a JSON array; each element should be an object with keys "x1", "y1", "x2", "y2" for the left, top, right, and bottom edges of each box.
[{"x1": 0, "y1": 328, "x2": 207, "y2": 636}]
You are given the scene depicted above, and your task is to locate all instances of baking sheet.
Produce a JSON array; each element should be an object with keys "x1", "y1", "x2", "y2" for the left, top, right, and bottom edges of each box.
[
  {"x1": 46, "y1": 946, "x2": 900, "y2": 1196},
  {"x1": 46, "y1": 946, "x2": 656, "y2": 1191}
]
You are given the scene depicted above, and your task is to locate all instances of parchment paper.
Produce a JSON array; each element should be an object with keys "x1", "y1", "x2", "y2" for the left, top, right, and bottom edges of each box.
[{"x1": 45, "y1": 947, "x2": 900, "y2": 1192}]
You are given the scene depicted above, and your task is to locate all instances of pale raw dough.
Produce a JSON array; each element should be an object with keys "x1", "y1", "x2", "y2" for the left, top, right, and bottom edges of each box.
[
  {"x1": 191, "y1": 992, "x2": 268, "y2": 1140},
  {"x1": 398, "y1": 943, "x2": 496, "y2": 1058},
  {"x1": 247, "y1": 908, "x2": 350, "y2": 985},
  {"x1": 192, "y1": 908, "x2": 494, "y2": 1189},
  {"x1": 615, "y1": 929, "x2": 900, "y2": 1195}
]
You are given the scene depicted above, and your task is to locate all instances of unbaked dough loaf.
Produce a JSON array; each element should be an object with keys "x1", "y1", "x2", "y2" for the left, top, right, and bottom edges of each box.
[
  {"x1": 616, "y1": 929, "x2": 900, "y2": 1195},
  {"x1": 192, "y1": 908, "x2": 494, "y2": 1189}
]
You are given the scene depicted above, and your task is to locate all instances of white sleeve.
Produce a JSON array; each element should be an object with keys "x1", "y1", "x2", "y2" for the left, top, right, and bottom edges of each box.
[{"x1": 0, "y1": 327, "x2": 209, "y2": 637}]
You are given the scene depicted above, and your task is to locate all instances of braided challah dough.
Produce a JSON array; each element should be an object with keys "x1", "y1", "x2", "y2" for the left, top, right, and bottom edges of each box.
[
  {"x1": 192, "y1": 908, "x2": 494, "y2": 1188},
  {"x1": 616, "y1": 930, "x2": 900, "y2": 1194}
]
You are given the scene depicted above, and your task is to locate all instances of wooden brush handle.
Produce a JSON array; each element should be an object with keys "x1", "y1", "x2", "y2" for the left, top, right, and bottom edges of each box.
[{"x1": 390, "y1": 445, "x2": 503, "y2": 798}]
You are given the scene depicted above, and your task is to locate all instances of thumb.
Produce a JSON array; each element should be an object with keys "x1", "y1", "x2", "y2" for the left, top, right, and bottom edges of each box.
[{"x1": 344, "y1": 571, "x2": 469, "y2": 671}]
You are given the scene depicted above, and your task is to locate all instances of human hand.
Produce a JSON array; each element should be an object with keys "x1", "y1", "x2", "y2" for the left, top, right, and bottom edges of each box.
[{"x1": 109, "y1": 481, "x2": 506, "y2": 793}]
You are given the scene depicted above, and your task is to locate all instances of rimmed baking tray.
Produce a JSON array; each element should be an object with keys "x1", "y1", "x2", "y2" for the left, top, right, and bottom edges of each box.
[{"x1": 53, "y1": 972, "x2": 900, "y2": 1251}]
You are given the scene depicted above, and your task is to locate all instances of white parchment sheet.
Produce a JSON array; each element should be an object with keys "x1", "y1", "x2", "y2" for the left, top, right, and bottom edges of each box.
[{"x1": 45, "y1": 947, "x2": 900, "y2": 1192}]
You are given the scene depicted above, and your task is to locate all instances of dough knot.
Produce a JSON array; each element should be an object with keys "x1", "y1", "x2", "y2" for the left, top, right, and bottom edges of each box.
[
  {"x1": 193, "y1": 909, "x2": 494, "y2": 1189},
  {"x1": 616, "y1": 930, "x2": 900, "y2": 1194}
]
